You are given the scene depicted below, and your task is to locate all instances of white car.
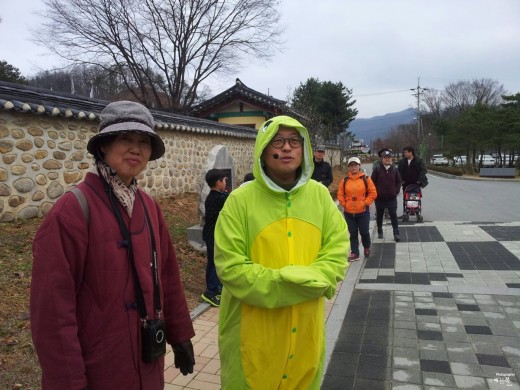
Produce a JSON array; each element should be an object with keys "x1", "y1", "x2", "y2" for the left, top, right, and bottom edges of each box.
[
  {"x1": 454, "y1": 155, "x2": 467, "y2": 166},
  {"x1": 478, "y1": 155, "x2": 495, "y2": 167},
  {"x1": 431, "y1": 154, "x2": 449, "y2": 166}
]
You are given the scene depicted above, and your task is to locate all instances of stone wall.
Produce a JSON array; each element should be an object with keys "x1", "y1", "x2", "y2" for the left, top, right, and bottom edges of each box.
[{"x1": 0, "y1": 111, "x2": 255, "y2": 222}]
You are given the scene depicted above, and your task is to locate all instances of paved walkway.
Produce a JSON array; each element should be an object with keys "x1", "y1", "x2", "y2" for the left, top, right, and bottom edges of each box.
[{"x1": 164, "y1": 219, "x2": 520, "y2": 389}]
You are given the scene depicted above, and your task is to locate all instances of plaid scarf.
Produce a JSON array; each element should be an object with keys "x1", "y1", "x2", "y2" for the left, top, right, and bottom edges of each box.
[{"x1": 95, "y1": 161, "x2": 137, "y2": 217}]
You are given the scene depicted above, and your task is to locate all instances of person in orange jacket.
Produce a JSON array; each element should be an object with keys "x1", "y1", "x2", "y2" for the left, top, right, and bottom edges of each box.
[{"x1": 337, "y1": 157, "x2": 377, "y2": 261}]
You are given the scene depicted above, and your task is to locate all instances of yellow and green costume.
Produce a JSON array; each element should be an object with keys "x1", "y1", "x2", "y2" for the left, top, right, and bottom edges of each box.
[{"x1": 215, "y1": 116, "x2": 349, "y2": 389}]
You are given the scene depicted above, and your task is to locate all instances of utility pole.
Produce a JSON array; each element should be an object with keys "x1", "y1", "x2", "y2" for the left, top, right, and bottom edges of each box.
[{"x1": 410, "y1": 77, "x2": 428, "y2": 139}]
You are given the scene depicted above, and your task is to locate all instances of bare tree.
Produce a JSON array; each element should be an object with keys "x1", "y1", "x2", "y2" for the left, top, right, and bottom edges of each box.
[
  {"x1": 36, "y1": 0, "x2": 282, "y2": 112},
  {"x1": 441, "y1": 78, "x2": 506, "y2": 113}
]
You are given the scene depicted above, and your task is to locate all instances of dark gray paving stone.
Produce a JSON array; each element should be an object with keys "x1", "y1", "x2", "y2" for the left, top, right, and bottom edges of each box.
[
  {"x1": 353, "y1": 377, "x2": 390, "y2": 390},
  {"x1": 420, "y1": 359, "x2": 452, "y2": 374},
  {"x1": 356, "y1": 364, "x2": 391, "y2": 380},
  {"x1": 457, "y1": 304, "x2": 481, "y2": 312},
  {"x1": 465, "y1": 325, "x2": 493, "y2": 335},
  {"x1": 321, "y1": 374, "x2": 355, "y2": 389},
  {"x1": 476, "y1": 353, "x2": 511, "y2": 367},
  {"x1": 479, "y1": 226, "x2": 520, "y2": 241},
  {"x1": 417, "y1": 330, "x2": 443, "y2": 341},
  {"x1": 415, "y1": 308, "x2": 438, "y2": 316},
  {"x1": 359, "y1": 353, "x2": 390, "y2": 368}
]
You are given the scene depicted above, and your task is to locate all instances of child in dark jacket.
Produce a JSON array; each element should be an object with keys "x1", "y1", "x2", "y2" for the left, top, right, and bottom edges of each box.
[
  {"x1": 201, "y1": 169, "x2": 229, "y2": 307},
  {"x1": 371, "y1": 149, "x2": 402, "y2": 242}
]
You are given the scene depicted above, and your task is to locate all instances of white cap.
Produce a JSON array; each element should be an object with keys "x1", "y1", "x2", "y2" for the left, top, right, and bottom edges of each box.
[{"x1": 347, "y1": 157, "x2": 361, "y2": 165}]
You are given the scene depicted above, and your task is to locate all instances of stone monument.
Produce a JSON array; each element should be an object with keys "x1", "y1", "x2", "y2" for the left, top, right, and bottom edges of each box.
[{"x1": 187, "y1": 145, "x2": 235, "y2": 251}]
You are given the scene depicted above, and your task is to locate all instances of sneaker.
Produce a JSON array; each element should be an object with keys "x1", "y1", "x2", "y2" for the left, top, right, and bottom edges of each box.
[
  {"x1": 364, "y1": 248, "x2": 371, "y2": 258},
  {"x1": 378, "y1": 231, "x2": 384, "y2": 239},
  {"x1": 394, "y1": 233, "x2": 400, "y2": 242},
  {"x1": 201, "y1": 293, "x2": 220, "y2": 307},
  {"x1": 348, "y1": 252, "x2": 360, "y2": 262}
]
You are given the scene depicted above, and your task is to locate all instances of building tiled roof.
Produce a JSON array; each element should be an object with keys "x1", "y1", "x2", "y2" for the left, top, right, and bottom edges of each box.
[
  {"x1": 0, "y1": 80, "x2": 257, "y2": 139},
  {"x1": 191, "y1": 78, "x2": 299, "y2": 118}
]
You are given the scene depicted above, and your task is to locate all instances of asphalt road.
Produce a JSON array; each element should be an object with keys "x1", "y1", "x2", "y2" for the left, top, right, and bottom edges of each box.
[{"x1": 364, "y1": 164, "x2": 520, "y2": 222}]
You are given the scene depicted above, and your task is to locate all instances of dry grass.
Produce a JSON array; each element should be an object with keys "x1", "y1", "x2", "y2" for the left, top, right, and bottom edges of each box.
[{"x1": 0, "y1": 192, "x2": 206, "y2": 390}]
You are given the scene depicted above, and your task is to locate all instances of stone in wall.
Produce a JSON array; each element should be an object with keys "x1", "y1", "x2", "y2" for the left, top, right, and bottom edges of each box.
[
  {"x1": 21, "y1": 153, "x2": 34, "y2": 163},
  {"x1": 35, "y1": 150, "x2": 48, "y2": 159},
  {"x1": 0, "y1": 212, "x2": 15, "y2": 222},
  {"x1": 64, "y1": 171, "x2": 82, "y2": 184},
  {"x1": 0, "y1": 140, "x2": 14, "y2": 153},
  {"x1": 41, "y1": 201, "x2": 54, "y2": 216},
  {"x1": 0, "y1": 183, "x2": 11, "y2": 196},
  {"x1": 28, "y1": 127, "x2": 43, "y2": 137},
  {"x1": 11, "y1": 165, "x2": 26, "y2": 175},
  {"x1": 15, "y1": 139, "x2": 33, "y2": 151},
  {"x1": 43, "y1": 159, "x2": 62, "y2": 170},
  {"x1": 46, "y1": 182, "x2": 64, "y2": 199},
  {"x1": 35, "y1": 174, "x2": 47, "y2": 185},
  {"x1": 32, "y1": 191, "x2": 45, "y2": 201},
  {"x1": 0, "y1": 168, "x2": 7, "y2": 181},
  {"x1": 8, "y1": 195, "x2": 24, "y2": 207},
  {"x1": 13, "y1": 177, "x2": 35, "y2": 193},
  {"x1": 53, "y1": 151, "x2": 67, "y2": 160},
  {"x1": 18, "y1": 205, "x2": 39, "y2": 220},
  {"x1": 3, "y1": 153, "x2": 16, "y2": 164},
  {"x1": 0, "y1": 125, "x2": 9, "y2": 138},
  {"x1": 34, "y1": 137, "x2": 44, "y2": 148}
]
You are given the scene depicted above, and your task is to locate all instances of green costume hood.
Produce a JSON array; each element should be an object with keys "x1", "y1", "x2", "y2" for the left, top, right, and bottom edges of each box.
[{"x1": 253, "y1": 116, "x2": 313, "y2": 192}]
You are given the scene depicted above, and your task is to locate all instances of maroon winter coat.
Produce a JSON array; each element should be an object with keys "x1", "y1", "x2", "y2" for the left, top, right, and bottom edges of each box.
[{"x1": 31, "y1": 173, "x2": 195, "y2": 390}]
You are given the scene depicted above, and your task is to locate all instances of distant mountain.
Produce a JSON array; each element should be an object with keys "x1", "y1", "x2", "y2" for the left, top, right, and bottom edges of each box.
[{"x1": 347, "y1": 108, "x2": 416, "y2": 146}]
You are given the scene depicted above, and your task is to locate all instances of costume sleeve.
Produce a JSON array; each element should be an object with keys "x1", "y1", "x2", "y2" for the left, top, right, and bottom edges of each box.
[
  {"x1": 30, "y1": 194, "x2": 88, "y2": 390},
  {"x1": 155, "y1": 202, "x2": 195, "y2": 345},
  {"x1": 364, "y1": 177, "x2": 378, "y2": 206},
  {"x1": 214, "y1": 193, "x2": 348, "y2": 308},
  {"x1": 281, "y1": 193, "x2": 349, "y2": 299}
]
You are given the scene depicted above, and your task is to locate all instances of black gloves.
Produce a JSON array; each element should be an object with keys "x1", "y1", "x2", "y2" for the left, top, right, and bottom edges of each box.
[{"x1": 173, "y1": 340, "x2": 195, "y2": 375}]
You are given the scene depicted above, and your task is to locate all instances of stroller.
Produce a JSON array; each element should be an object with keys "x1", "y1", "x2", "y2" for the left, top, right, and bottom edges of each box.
[{"x1": 402, "y1": 184, "x2": 423, "y2": 222}]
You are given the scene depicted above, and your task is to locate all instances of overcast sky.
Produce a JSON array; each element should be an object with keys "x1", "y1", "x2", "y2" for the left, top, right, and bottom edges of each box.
[{"x1": 1, "y1": 0, "x2": 519, "y2": 118}]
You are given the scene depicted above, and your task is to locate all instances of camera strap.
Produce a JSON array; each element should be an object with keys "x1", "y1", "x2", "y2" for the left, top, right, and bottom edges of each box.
[{"x1": 102, "y1": 180, "x2": 161, "y2": 321}]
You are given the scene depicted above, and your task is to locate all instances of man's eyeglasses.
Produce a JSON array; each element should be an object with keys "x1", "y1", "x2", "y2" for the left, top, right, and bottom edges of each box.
[{"x1": 269, "y1": 136, "x2": 304, "y2": 149}]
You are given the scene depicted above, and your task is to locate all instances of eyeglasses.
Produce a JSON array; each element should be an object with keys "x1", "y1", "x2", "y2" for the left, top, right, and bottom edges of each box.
[{"x1": 269, "y1": 136, "x2": 304, "y2": 149}]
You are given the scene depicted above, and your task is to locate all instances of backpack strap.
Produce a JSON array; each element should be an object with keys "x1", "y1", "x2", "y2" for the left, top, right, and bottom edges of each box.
[
  {"x1": 343, "y1": 175, "x2": 368, "y2": 198},
  {"x1": 70, "y1": 187, "x2": 89, "y2": 223}
]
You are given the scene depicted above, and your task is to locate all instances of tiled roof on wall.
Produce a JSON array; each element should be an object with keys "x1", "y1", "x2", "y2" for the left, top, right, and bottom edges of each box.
[{"x1": 0, "y1": 80, "x2": 257, "y2": 139}]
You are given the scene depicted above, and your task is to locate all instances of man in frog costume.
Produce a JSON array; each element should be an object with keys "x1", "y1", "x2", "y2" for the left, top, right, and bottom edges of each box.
[{"x1": 215, "y1": 115, "x2": 350, "y2": 389}]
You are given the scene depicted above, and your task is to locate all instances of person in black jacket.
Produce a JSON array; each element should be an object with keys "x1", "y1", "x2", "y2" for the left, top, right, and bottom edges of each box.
[
  {"x1": 371, "y1": 149, "x2": 402, "y2": 241},
  {"x1": 397, "y1": 146, "x2": 428, "y2": 215},
  {"x1": 311, "y1": 146, "x2": 333, "y2": 187},
  {"x1": 201, "y1": 169, "x2": 229, "y2": 307}
]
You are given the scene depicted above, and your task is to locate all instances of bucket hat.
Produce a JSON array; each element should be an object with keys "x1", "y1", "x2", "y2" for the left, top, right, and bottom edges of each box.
[{"x1": 87, "y1": 101, "x2": 165, "y2": 160}]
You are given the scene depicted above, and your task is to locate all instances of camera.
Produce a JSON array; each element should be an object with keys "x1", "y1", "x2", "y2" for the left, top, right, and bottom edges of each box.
[{"x1": 141, "y1": 318, "x2": 166, "y2": 363}]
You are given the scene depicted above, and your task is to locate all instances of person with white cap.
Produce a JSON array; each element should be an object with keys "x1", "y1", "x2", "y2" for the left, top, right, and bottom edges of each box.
[
  {"x1": 337, "y1": 156, "x2": 377, "y2": 261},
  {"x1": 30, "y1": 101, "x2": 195, "y2": 389}
]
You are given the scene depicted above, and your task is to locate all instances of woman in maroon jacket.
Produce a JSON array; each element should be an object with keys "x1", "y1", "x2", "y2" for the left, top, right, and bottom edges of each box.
[{"x1": 30, "y1": 101, "x2": 195, "y2": 390}]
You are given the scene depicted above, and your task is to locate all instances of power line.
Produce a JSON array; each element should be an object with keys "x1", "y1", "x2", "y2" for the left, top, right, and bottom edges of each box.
[{"x1": 353, "y1": 89, "x2": 412, "y2": 98}]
